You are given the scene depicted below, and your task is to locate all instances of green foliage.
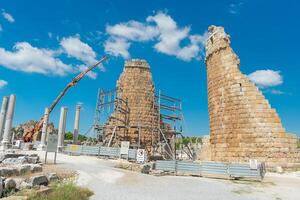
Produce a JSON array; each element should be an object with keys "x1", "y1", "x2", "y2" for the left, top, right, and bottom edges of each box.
[
  {"x1": 64, "y1": 131, "x2": 91, "y2": 142},
  {"x1": 175, "y1": 136, "x2": 203, "y2": 149},
  {"x1": 64, "y1": 132, "x2": 73, "y2": 140},
  {"x1": 78, "y1": 134, "x2": 88, "y2": 142},
  {"x1": 28, "y1": 182, "x2": 93, "y2": 200},
  {"x1": 297, "y1": 139, "x2": 300, "y2": 148}
]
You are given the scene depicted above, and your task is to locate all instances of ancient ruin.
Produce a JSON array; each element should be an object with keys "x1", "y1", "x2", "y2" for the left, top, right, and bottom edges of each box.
[
  {"x1": 101, "y1": 59, "x2": 183, "y2": 157},
  {"x1": 205, "y1": 25, "x2": 299, "y2": 167},
  {"x1": 103, "y1": 60, "x2": 161, "y2": 152}
]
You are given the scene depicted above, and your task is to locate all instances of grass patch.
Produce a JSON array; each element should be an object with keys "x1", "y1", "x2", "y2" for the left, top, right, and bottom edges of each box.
[
  {"x1": 28, "y1": 182, "x2": 93, "y2": 200},
  {"x1": 231, "y1": 180, "x2": 276, "y2": 187}
]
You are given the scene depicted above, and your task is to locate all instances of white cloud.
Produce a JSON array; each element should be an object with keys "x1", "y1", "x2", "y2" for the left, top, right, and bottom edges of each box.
[
  {"x1": 60, "y1": 36, "x2": 105, "y2": 78},
  {"x1": 0, "y1": 80, "x2": 7, "y2": 89},
  {"x1": 248, "y1": 69, "x2": 283, "y2": 88},
  {"x1": 229, "y1": 2, "x2": 244, "y2": 15},
  {"x1": 106, "y1": 20, "x2": 159, "y2": 41},
  {"x1": 60, "y1": 36, "x2": 97, "y2": 65},
  {"x1": 104, "y1": 11, "x2": 207, "y2": 61},
  {"x1": 0, "y1": 24, "x2": 3, "y2": 32},
  {"x1": 2, "y1": 10, "x2": 15, "y2": 23},
  {"x1": 147, "y1": 12, "x2": 189, "y2": 58},
  {"x1": 104, "y1": 37, "x2": 131, "y2": 59},
  {"x1": 0, "y1": 42, "x2": 72, "y2": 76}
]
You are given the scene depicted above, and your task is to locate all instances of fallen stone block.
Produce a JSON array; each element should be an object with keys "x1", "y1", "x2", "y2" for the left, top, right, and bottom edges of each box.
[
  {"x1": 4, "y1": 178, "x2": 16, "y2": 190},
  {"x1": 29, "y1": 164, "x2": 42, "y2": 173},
  {"x1": 0, "y1": 167, "x2": 18, "y2": 177},
  {"x1": 2, "y1": 157, "x2": 27, "y2": 165},
  {"x1": 0, "y1": 153, "x2": 26, "y2": 163},
  {"x1": 17, "y1": 165, "x2": 31, "y2": 175},
  {"x1": 28, "y1": 175, "x2": 48, "y2": 187},
  {"x1": 27, "y1": 155, "x2": 39, "y2": 164},
  {"x1": 13, "y1": 178, "x2": 25, "y2": 190},
  {"x1": 47, "y1": 173, "x2": 59, "y2": 182}
]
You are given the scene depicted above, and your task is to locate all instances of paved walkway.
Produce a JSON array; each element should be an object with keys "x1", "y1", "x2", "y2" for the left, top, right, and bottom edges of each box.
[{"x1": 38, "y1": 152, "x2": 300, "y2": 200}]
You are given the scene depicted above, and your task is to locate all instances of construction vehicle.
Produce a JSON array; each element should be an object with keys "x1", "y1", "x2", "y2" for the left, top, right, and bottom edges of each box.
[{"x1": 22, "y1": 55, "x2": 109, "y2": 142}]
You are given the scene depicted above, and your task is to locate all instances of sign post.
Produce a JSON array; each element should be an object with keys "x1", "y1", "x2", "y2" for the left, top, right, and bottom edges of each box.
[
  {"x1": 45, "y1": 134, "x2": 58, "y2": 164},
  {"x1": 249, "y1": 159, "x2": 258, "y2": 170},
  {"x1": 120, "y1": 141, "x2": 130, "y2": 160},
  {"x1": 136, "y1": 149, "x2": 145, "y2": 163}
]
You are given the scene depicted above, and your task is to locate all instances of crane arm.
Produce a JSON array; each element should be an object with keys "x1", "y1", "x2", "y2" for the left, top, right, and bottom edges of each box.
[{"x1": 23, "y1": 55, "x2": 109, "y2": 142}]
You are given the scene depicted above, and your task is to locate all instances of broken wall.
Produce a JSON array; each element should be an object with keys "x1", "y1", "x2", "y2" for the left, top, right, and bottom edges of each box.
[{"x1": 205, "y1": 25, "x2": 299, "y2": 167}]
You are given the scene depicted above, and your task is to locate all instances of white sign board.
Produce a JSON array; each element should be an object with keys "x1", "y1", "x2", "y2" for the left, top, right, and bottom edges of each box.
[
  {"x1": 14, "y1": 140, "x2": 22, "y2": 148},
  {"x1": 120, "y1": 141, "x2": 130, "y2": 155},
  {"x1": 136, "y1": 149, "x2": 145, "y2": 163},
  {"x1": 249, "y1": 159, "x2": 258, "y2": 170},
  {"x1": 46, "y1": 134, "x2": 58, "y2": 152}
]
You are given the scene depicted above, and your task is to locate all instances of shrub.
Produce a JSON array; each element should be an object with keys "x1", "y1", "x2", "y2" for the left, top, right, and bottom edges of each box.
[{"x1": 28, "y1": 182, "x2": 93, "y2": 200}]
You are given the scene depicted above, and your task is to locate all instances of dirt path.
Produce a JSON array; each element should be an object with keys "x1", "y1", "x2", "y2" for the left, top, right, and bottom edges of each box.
[{"x1": 29, "y1": 151, "x2": 300, "y2": 200}]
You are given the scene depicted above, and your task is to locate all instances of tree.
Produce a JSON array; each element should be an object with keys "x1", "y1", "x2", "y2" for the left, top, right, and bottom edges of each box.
[{"x1": 64, "y1": 132, "x2": 73, "y2": 140}]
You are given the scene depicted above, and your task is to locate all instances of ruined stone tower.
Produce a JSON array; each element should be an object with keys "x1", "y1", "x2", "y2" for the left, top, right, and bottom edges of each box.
[
  {"x1": 205, "y1": 25, "x2": 299, "y2": 167},
  {"x1": 104, "y1": 59, "x2": 160, "y2": 151}
]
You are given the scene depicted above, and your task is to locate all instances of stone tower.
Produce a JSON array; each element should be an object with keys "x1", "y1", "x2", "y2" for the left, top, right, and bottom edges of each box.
[
  {"x1": 104, "y1": 59, "x2": 160, "y2": 151},
  {"x1": 205, "y1": 25, "x2": 299, "y2": 167}
]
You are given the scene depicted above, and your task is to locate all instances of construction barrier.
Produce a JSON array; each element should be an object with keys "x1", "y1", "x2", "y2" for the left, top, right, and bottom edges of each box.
[
  {"x1": 154, "y1": 160, "x2": 266, "y2": 181},
  {"x1": 64, "y1": 144, "x2": 146, "y2": 161}
]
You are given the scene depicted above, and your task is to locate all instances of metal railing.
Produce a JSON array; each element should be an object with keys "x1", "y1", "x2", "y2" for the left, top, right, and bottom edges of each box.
[{"x1": 154, "y1": 160, "x2": 266, "y2": 181}]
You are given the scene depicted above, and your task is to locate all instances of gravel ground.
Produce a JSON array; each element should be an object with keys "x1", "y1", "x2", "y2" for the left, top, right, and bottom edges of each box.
[{"x1": 28, "y1": 151, "x2": 300, "y2": 200}]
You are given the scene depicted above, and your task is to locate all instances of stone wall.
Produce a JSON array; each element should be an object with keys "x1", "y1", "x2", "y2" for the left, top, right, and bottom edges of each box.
[
  {"x1": 205, "y1": 25, "x2": 299, "y2": 167},
  {"x1": 104, "y1": 60, "x2": 160, "y2": 151}
]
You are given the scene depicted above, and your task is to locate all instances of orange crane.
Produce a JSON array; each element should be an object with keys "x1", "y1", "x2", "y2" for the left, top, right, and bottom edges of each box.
[{"x1": 23, "y1": 55, "x2": 109, "y2": 142}]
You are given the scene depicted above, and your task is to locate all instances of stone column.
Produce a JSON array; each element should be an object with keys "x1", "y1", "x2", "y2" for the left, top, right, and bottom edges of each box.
[
  {"x1": 57, "y1": 107, "x2": 68, "y2": 151},
  {"x1": 73, "y1": 105, "x2": 81, "y2": 144},
  {"x1": 38, "y1": 108, "x2": 49, "y2": 150},
  {"x1": 0, "y1": 96, "x2": 9, "y2": 140},
  {"x1": 1, "y1": 94, "x2": 16, "y2": 148}
]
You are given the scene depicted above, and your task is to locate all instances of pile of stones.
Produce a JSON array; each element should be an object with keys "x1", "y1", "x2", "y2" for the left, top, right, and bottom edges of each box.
[{"x1": 0, "y1": 153, "x2": 59, "y2": 198}]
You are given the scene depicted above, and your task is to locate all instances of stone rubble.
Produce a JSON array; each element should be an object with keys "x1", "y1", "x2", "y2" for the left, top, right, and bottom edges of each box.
[
  {"x1": 28, "y1": 175, "x2": 48, "y2": 187},
  {"x1": 4, "y1": 178, "x2": 16, "y2": 190},
  {"x1": 47, "y1": 173, "x2": 59, "y2": 182}
]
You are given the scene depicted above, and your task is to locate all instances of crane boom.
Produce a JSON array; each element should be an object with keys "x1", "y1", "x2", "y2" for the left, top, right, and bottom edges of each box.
[{"x1": 23, "y1": 55, "x2": 109, "y2": 142}]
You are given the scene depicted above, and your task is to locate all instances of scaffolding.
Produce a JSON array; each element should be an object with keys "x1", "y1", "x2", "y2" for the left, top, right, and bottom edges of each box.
[{"x1": 88, "y1": 87, "x2": 189, "y2": 160}]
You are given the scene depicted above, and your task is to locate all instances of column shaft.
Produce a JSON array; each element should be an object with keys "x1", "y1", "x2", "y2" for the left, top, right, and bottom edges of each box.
[
  {"x1": 73, "y1": 105, "x2": 81, "y2": 144},
  {"x1": 57, "y1": 107, "x2": 68, "y2": 149},
  {"x1": 0, "y1": 96, "x2": 9, "y2": 140},
  {"x1": 1, "y1": 94, "x2": 16, "y2": 146}
]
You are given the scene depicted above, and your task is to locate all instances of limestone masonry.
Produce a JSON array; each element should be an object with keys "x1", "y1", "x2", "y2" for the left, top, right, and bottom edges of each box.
[
  {"x1": 104, "y1": 60, "x2": 160, "y2": 151},
  {"x1": 205, "y1": 25, "x2": 299, "y2": 167}
]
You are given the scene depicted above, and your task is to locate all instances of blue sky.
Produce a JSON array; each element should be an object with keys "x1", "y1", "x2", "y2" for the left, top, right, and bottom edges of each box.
[{"x1": 0, "y1": 0, "x2": 299, "y2": 137}]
